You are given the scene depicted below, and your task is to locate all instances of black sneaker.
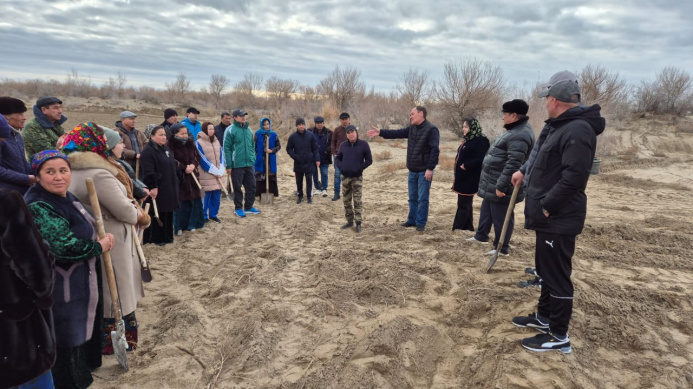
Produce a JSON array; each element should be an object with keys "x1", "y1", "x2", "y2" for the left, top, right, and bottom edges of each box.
[
  {"x1": 415, "y1": 225, "x2": 425, "y2": 232},
  {"x1": 521, "y1": 332, "x2": 571, "y2": 354},
  {"x1": 307, "y1": 197, "x2": 312, "y2": 204},
  {"x1": 297, "y1": 196, "x2": 303, "y2": 204},
  {"x1": 525, "y1": 267, "x2": 538, "y2": 277},
  {"x1": 512, "y1": 313, "x2": 549, "y2": 333},
  {"x1": 401, "y1": 222, "x2": 416, "y2": 228},
  {"x1": 517, "y1": 277, "x2": 541, "y2": 288},
  {"x1": 332, "y1": 195, "x2": 340, "y2": 201},
  {"x1": 341, "y1": 221, "x2": 354, "y2": 229},
  {"x1": 209, "y1": 217, "x2": 221, "y2": 223}
]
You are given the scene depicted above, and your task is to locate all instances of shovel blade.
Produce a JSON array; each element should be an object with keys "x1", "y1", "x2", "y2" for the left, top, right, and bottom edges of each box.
[
  {"x1": 485, "y1": 252, "x2": 500, "y2": 273},
  {"x1": 112, "y1": 320, "x2": 129, "y2": 371},
  {"x1": 141, "y1": 266, "x2": 153, "y2": 283},
  {"x1": 261, "y1": 192, "x2": 272, "y2": 204}
]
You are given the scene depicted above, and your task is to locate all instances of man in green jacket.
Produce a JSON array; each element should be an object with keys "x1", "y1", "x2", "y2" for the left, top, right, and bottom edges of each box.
[
  {"x1": 23, "y1": 96, "x2": 68, "y2": 158},
  {"x1": 224, "y1": 109, "x2": 260, "y2": 218}
]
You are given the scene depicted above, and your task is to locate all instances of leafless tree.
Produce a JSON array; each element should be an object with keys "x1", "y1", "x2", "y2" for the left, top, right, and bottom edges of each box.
[
  {"x1": 64, "y1": 68, "x2": 93, "y2": 97},
  {"x1": 396, "y1": 68, "x2": 430, "y2": 106},
  {"x1": 165, "y1": 72, "x2": 191, "y2": 104},
  {"x1": 208, "y1": 74, "x2": 229, "y2": 108},
  {"x1": 634, "y1": 66, "x2": 692, "y2": 115},
  {"x1": 579, "y1": 65, "x2": 630, "y2": 106},
  {"x1": 234, "y1": 72, "x2": 263, "y2": 96},
  {"x1": 105, "y1": 71, "x2": 128, "y2": 100},
  {"x1": 317, "y1": 65, "x2": 365, "y2": 111},
  {"x1": 435, "y1": 58, "x2": 505, "y2": 136},
  {"x1": 265, "y1": 76, "x2": 298, "y2": 106}
]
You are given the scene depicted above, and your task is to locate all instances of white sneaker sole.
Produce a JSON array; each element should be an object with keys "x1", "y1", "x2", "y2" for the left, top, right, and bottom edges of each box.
[{"x1": 522, "y1": 344, "x2": 572, "y2": 354}]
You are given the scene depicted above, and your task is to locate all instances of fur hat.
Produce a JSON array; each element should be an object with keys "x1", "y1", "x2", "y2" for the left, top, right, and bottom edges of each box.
[
  {"x1": 0, "y1": 97, "x2": 27, "y2": 115},
  {"x1": 501, "y1": 99, "x2": 529, "y2": 115}
]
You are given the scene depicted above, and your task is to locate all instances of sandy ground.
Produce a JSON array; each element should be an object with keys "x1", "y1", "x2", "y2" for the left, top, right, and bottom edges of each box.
[{"x1": 44, "y1": 105, "x2": 693, "y2": 388}]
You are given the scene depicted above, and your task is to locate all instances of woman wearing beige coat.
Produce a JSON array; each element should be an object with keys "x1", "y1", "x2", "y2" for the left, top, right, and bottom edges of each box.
[
  {"x1": 196, "y1": 121, "x2": 226, "y2": 223},
  {"x1": 62, "y1": 122, "x2": 146, "y2": 354}
]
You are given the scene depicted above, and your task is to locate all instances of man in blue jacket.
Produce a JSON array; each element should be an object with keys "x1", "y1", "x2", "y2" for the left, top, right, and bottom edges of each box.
[
  {"x1": 367, "y1": 106, "x2": 439, "y2": 231},
  {"x1": 511, "y1": 71, "x2": 605, "y2": 354},
  {"x1": 335, "y1": 125, "x2": 372, "y2": 233},
  {"x1": 182, "y1": 107, "x2": 202, "y2": 139}
]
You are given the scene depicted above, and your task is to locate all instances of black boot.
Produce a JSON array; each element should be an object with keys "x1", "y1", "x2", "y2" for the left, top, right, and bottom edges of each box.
[
  {"x1": 297, "y1": 195, "x2": 303, "y2": 204},
  {"x1": 355, "y1": 222, "x2": 362, "y2": 233},
  {"x1": 341, "y1": 221, "x2": 354, "y2": 229}
]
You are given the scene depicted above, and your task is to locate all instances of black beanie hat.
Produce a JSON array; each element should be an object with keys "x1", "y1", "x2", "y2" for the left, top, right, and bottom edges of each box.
[
  {"x1": 296, "y1": 117, "x2": 306, "y2": 126},
  {"x1": 164, "y1": 108, "x2": 178, "y2": 120},
  {"x1": 0, "y1": 97, "x2": 27, "y2": 115},
  {"x1": 502, "y1": 99, "x2": 529, "y2": 115}
]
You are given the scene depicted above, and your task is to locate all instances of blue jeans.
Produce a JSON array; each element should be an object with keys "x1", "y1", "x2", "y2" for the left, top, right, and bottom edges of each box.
[
  {"x1": 333, "y1": 164, "x2": 341, "y2": 197},
  {"x1": 203, "y1": 190, "x2": 221, "y2": 219},
  {"x1": 407, "y1": 171, "x2": 432, "y2": 227},
  {"x1": 313, "y1": 164, "x2": 329, "y2": 190}
]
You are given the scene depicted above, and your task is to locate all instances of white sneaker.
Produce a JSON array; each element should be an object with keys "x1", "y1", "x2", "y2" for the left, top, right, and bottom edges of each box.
[
  {"x1": 466, "y1": 236, "x2": 486, "y2": 244},
  {"x1": 322, "y1": 190, "x2": 328, "y2": 197},
  {"x1": 486, "y1": 249, "x2": 509, "y2": 256},
  {"x1": 176, "y1": 230, "x2": 182, "y2": 236}
]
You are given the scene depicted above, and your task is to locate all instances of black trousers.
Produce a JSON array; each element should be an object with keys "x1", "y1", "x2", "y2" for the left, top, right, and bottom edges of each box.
[
  {"x1": 295, "y1": 172, "x2": 313, "y2": 198},
  {"x1": 452, "y1": 195, "x2": 475, "y2": 231},
  {"x1": 143, "y1": 210, "x2": 174, "y2": 245},
  {"x1": 231, "y1": 166, "x2": 256, "y2": 210},
  {"x1": 474, "y1": 199, "x2": 514, "y2": 252},
  {"x1": 535, "y1": 231, "x2": 575, "y2": 337}
]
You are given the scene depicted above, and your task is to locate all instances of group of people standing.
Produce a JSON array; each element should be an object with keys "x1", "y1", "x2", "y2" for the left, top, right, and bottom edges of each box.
[{"x1": 0, "y1": 68, "x2": 604, "y2": 389}]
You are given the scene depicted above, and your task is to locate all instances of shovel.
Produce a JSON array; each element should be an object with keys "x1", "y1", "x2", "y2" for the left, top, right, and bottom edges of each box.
[
  {"x1": 190, "y1": 170, "x2": 203, "y2": 190},
  {"x1": 261, "y1": 136, "x2": 273, "y2": 205},
  {"x1": 226, "y1": 173, "x2": 234, "y2": 201},
  {"x1": 151, "y1": 197, "x2": 163, "y2": 227},
  {"x1": 85, "y1": 178, "x2": 129, "y2": 371},
  {"x1": 486, "y1": 182, "x2": 521, "y2": 273},
  {"x1": 132, "y1": 224, "x2": 152, "y2": 282},
  {"x1": 135, "y1": 158, "x2": 140, "y2": 180},
  {"x1": 139, "y1": 203, "x2": 150, "y2": 245},
  {"x1": 216, "y1": 176, "x2": 230, "y2": 202}
]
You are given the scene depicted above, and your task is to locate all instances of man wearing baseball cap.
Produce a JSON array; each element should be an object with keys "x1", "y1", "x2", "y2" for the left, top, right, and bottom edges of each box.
[
  {"x1": 182, "y1": 107, "x2": 202, "y2": 139},
  {"x1": 0, "y1": 97, "x2": 35, "y2": 194},
  {"x1": 286, "y1": 117, "x2": 319, "y2": 204},
  {"x1": 23, "y1": 96, "x2": 68, "y2": 157},
  {"x1": 115, "y1": 110, "x2": 146, "y2": 172},
  {"x1": 511, "y1": 70, "x2": 605, "y2": 354},
  {"x1": 335, "y1": 125, "x2": 372, "y2": 232},
  {"x1": 224, "y1": 109, "x2": 260, "y2": 217}
]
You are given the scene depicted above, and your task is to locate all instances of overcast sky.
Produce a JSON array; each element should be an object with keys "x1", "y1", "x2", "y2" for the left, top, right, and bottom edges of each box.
[{"x1": 2, "y1": 0, "x2": 692, "y2": 93}]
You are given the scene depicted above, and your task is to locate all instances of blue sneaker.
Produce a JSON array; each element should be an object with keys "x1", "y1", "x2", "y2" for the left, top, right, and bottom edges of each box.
[
  {"x1": 245, "y1": 207, "x2": 261, "y2": 215},
  {"x1": 234, "y1": 209, "x2": 246, "y2": 218}
]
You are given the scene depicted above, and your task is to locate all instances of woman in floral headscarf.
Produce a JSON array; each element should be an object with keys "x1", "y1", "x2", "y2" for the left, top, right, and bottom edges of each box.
[
  {"x1": 451, "y1": 118, "x2": 490, "y2": 231},
  {"x1": 61, "y1": 122, "x2": 148, "y2": 357},
  {"x1": 24, "y1": 149, "x2": 115, "y2": 389}
]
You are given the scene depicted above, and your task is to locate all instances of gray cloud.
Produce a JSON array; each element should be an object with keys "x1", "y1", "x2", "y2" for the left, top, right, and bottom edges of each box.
[{"x1": 3, "y1": 0, "x2": 692, "y2": 92}]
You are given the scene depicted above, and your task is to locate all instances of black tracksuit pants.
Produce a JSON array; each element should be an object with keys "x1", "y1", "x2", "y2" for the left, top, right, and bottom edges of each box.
[
  {"x1": 535, "y1": 231, "x2": 576, "y2": 338},
  {"x1": 295, "y1": 172, "x2": 313, "y2": 199}
]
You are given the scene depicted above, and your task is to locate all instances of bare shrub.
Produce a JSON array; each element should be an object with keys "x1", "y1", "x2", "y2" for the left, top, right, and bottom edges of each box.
[
  {"x1": 135, "y1": 86, "x2": 162, "y2": 104},
  {"x1": 677, "y1": 120, "x2": 693, "y2": 134},
  {"x1": 578, "y1": 64, "x2": 631, "y2": 121},
  {"x1": 165, "y1": 72, "x2": 191, "y2": 104},
  {"x1": 634, "y1": 67, "x2": 692, "y2": 116},
  {"x1": 373, "y1": 150, "x2": 392, "y2": 161},
  {"x1": 317, "y1": 66, "x2": 365, "y2": 111},
  {"x1": 234, "y1": 72, "x2": 263, "y2": 96},
  {"x1": 379, "y1": 161, "x2": 406, "y2": 174},
  {"x1": 595, "y1": 131, "x2": 621, "y2": 157},
  {"x1": 435, "y1": 58, "x2": 505, "y2": 137},
  {"x1": 396, "y1": 68, "x2": 430, "y2": 107},
  {"x1": 64, "y1": 69, "x2": 95, "y2": 97}
]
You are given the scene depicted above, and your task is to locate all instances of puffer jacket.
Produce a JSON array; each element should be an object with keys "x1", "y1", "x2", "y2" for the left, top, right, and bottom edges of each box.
[
  {"x1": 0, "y1": 115, "x2": 33, "y2": 194},
  {"x1": 477, "y1": 118, "x2": 534, "y2": 203},
  {"x1": 524, "y1": 105, "x2": 605, "y2": 235},
  {"x1": 196, "y1": 132, "x2": 226, "y2": 192},
  {"x1": 310, "y1": 126, "x2": 333, "y2": 165},
  {"x1": 286, "y1": 130, "x2": 319, "y2": 173}
]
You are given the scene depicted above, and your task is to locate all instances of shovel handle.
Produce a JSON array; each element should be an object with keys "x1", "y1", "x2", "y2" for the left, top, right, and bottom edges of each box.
[
  {"x1": 135, "y1": 159, "x2": 140, "y2": 179},
  {"x1": 190, "y1": 171, "x2": 202, "y2": 190},
  {"x1": 85, "y1": 178, "x2": 124, "y2": 319},
  {"x1": 486, "y1": 183, "x2": 521, "y2": 272},
  {"x1": 216, "y1": 176, "x2": 228, "y2": 195},
  {"x1": 139, "y1": 203, "x2": 150, "y2": 244}
]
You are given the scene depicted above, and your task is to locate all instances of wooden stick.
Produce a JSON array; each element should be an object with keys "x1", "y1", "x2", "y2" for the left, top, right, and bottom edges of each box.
[
  {"x1": 152, "y1": 197, "x2": 163, "y2": 227},
  {"x1": 139, "y1": 203, "x2": 150, "y2": 245},
  {"x1": 191, "y1": 171, "x2": 203, "y2": 190}
]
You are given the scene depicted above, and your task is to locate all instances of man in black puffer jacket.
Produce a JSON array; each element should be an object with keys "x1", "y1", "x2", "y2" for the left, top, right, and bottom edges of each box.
[
  {"x1": 469, "y1": 99, "x2": 534, "y2": 255},
  {"x1": 512, "y1": 71, "x2": 605, "y2": 354},
  {"x1": 367, "y1": 106, "x2": 439, "y2": 232},
  {"x1": 287, "y1": 118, "x2": 320, "y2": 204}
]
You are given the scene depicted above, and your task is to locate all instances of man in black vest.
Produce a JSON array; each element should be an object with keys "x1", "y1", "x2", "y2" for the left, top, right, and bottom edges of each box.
[{"x1": 367, "y1": 106, "x2": 439, "y2": 231}]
